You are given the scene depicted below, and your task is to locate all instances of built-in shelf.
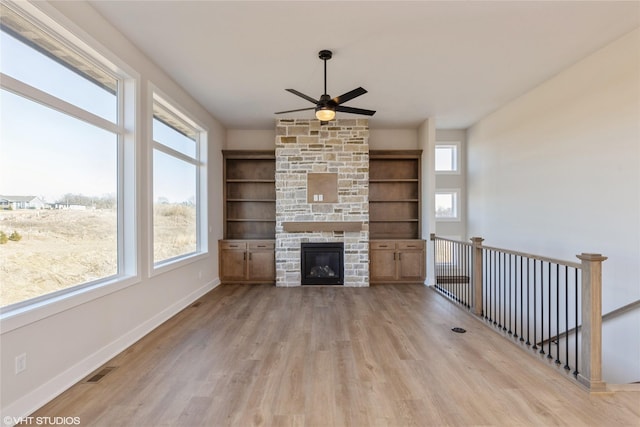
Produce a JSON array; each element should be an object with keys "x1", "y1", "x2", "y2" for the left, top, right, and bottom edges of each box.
[
  {"x1": 223, "y1": 150, "x2": 276, "y2": 240},
  {"x1": 369, "y1": 150, "x2": 422, "y2": 240}
]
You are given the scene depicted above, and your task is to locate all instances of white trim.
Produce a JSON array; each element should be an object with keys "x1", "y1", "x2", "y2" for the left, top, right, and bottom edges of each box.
[
  {"x1": 435, "y1": 142, "x2": 460, "y2": 175},
  {"x1": 1, "y1": 279, "x2": 220, "y2": 422},
  {"x1": 0, "y1": 274, "x2": 139, "y2": 334},
  {"x1": 148, "y1": 83, "x2": 209, "y2": 275},
  {"x1": 0, "y1": 73, "x2": 120, "y2": 134},
  {"x1": 0, "y1": 0, "x2": 140, "y2": 319},
  {"x1": 435, "y1": 188, "x2": 461, "y2": 222},
  {"x1": 152, "y1": 139, "x2": 200, "y2": 165}
]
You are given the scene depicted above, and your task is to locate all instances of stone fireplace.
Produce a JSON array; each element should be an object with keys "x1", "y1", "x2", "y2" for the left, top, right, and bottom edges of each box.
[{"x1": 275, "y1": 118, "x2": 369, "y2": 287}]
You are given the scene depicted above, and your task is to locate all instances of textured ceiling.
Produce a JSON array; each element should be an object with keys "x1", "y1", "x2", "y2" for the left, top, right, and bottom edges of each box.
[{"x1": 88, "y1": 1, "x2": 640, "y2": 129}]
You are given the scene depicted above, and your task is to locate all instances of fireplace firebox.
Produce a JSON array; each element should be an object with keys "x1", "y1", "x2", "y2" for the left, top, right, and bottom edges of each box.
[{"x1": 300, "y1": 242, "x2": 344, "y2": 285}]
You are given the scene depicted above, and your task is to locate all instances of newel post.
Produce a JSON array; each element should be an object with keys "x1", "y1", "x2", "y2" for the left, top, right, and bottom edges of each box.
[
  {"x1": 576, "y1": 253, "x2": 607, "y2": 391},
  {"x1": 471, "y1": 237, "x2": 485, "y2": 316}
]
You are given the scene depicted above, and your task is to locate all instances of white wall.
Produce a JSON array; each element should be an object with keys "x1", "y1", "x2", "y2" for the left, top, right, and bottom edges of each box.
[
  {"x1": 418, "y1": 119, "x2": 437, "y2": 285},
  {"x1": 1, "y1": 1, "x2": 225, "y2": 417},
  {"x1": 369, "y1": 129, "x2": 418, "y2": 150},
  {"x1": 226, "y1": 129, "x2": 275, "y2": 150},
  {"x1": 466, "y1": 29, "x2": 640, "y2": 383},
  {"x1": 226, "y1": 128, "x2": 419, "y2": 151}
]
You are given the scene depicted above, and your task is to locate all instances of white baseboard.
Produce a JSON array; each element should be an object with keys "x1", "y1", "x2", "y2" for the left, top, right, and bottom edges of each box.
[{"x1": 2, "y1": 279, "x2": 220, "y2": 423}]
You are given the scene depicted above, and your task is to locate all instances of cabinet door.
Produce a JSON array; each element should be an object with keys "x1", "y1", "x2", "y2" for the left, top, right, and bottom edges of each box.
[
  {"x1": 220, "y1": 249, "x2": 247, "y2": 281},
  {"x1": 370, "y1": 249, "x2": 397, "y2": 282},
  {"x1": 248, "y1": 249, "x2": 275, "y2": 282},
  {"x1": 397, "y1": 250, "x2": 425, "y2": 282}
]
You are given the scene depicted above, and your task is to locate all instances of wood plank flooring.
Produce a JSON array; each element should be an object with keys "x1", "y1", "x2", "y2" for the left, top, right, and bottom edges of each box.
[{"x1": 33, "y1": 284, "x2": 640, "y2": 426}]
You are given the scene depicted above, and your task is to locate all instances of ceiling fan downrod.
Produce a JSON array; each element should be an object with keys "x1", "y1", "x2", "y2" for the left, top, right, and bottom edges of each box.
[{"x1": 319, "y1": 49, "x2": 332, "y2": 96}]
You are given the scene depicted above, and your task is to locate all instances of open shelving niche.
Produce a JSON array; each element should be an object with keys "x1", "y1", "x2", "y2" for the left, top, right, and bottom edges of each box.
[
  {"x1": 368, "y1": 150, "x2": 422, "y2": 240},
  {"x1": 223, "y1": 151, "x2": 276, "y2": 240}
]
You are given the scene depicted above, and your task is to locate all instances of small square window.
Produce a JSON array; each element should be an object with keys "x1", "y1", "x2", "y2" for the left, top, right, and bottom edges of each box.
[
  {"x1": 435, "y1": 144, "x2": 458, "y2": 173},
  {"x1": 435, "y1": 191, "x2": 459, "y2": 220}
]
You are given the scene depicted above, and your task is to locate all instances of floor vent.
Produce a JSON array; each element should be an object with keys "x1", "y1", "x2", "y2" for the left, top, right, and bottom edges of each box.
[
  {"x1": 85, "y1": 366, "x2": 116, "y2": 383},
  {"x1": 451, "y1": 327, "x2": 467, "y2": 333},
  {"x1": 191, "y1": 301, "x2": 202, "y2": 308}
]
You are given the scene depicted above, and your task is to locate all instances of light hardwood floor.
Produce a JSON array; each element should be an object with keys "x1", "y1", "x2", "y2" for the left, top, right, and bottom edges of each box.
[{"x1": 33, "y1": 284, "x2": 639, "y2": 426}]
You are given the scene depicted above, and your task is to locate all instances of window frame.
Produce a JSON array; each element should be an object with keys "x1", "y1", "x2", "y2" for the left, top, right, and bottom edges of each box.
[
  {"x1": 149, "y1": 86, "x2": 208, "y2": 276},
  {"x1": 435, "y1": 189, "x2": 460, "y2": 222},
  {"x1": 435, "y1": 143, "x2": 460, "y2": 175},
  {"x1": 0, "y1": 0, "x2": 139, "y2": 331}
]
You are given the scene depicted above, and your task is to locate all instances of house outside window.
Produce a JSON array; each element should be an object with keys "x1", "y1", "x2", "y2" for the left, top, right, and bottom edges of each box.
[
  {"x1": 151, "y1": 92, "x2": 207, "y2": 268},
  {"x1": 0, "y1": 1, "x2": 135, "y2": 309}
]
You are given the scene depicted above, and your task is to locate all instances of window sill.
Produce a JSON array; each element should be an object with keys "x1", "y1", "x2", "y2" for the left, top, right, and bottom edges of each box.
[{"x1": 0, "y1": 274, "x2": 140, "y2": 334}]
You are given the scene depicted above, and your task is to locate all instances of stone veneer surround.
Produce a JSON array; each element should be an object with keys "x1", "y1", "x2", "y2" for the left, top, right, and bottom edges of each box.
[{"x1": 275, "y1": 118, "x2": 369, "y2": 287}]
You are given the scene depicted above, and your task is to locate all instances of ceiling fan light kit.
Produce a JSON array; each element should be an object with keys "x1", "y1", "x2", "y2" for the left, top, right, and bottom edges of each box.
[{"x1": 275, "y1": 49, "x2": 375, "y2": 124}]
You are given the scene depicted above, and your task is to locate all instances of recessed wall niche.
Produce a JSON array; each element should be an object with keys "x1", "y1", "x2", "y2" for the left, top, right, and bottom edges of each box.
[{"x1": 307, "y1": 173, "x2": 338, "y2": 203}]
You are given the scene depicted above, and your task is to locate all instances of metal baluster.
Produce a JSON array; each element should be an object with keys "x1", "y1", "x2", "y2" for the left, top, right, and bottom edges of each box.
[
  {"x1": 485, "y1": 248, "x2": 489, "y2": 320},
  {"x1": 456, "y1": 242, "x2": 460, "y2": 303},
  {"x1": 493, "y1": 250, "x2": 497, "y2": 325},
  {"x1": 435, "y1": 239, "x2": 439, "y2": 292},
  {"x1": 452, "y1": 242, "x2": 455, "y2": 300},
  {"x1": 467, "y1": 245, "x2": 471, "y2": 307},
  {"x1": 496, "y1": 251, "x2": 501, "y2": 328},
  {"x1": 574, "y1": 269, "x2": 579, "y2": 377},
  {"x1": 526, "y1": 257, "x2": 531, "y2": 346},
  {"x1": 540, "y1": 261, "x2": 546, "y2": 355},
  {"x1": 520, "y1": 256, "x2": 524, "y2": 341},
  {"x1": 555, "y1": 264, "x2": 561, "y2": 364},
  {"x1": 564, "y1": 266, "x2": 570, "y2": 370},
  {"x1": 532, "y1": 260, "x2": 538, "y2": 350},
  {"x1": 464, "y1": 244, "x2": 468, "y2": 307},
  {"x1": 547, "y1": 262, "x2": 552, "y2": 359},
  {"x1": 507, "y1": 254, "x2": 513, "y2": 335},
  {"x1": 513, "y1": 254, "x2": 518, "y2": 338}
]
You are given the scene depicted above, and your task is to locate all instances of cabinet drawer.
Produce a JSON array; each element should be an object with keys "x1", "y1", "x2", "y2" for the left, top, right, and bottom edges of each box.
[
  {"x1": 398, "y1": 240, "x2": 425, "y2": 250},
  {"x1": 249, "y1": 241, "x2": 275, "y2": 250},
  {"x1": 370, "y1": 241, "x2": 395, "y2": 250},
  {"x1": 220, "y1": 241, "x2": 247, "y2": 250}
]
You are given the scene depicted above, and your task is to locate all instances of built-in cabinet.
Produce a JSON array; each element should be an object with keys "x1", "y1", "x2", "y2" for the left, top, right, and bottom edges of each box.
[
  {"x1": 369, "y1": 240, "x2": 425, "y2": 284},
  {"x1": 218, "y1": 240, "x2": 275, "y2": 283},
  {"x1": 368, "y1": 150, "x2": 425, "y2": 284},
  {"x1": 220, "y1": 151, "x2": 276, "y2": 284}
]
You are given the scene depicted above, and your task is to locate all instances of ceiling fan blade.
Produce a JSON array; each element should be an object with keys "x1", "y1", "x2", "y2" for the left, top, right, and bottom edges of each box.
[
  {"x1": 286, "y1": 89, "x2": 318, "y2": 104},
  {"x1": 332, "y1": 87, "x2": 367, "y2": 105},
  {"x1": 275, "y1": 107, "x2": 316, "y2": 114},
  {"x1": 335, "y1": 105, "x2": 376, "y2": 116}
]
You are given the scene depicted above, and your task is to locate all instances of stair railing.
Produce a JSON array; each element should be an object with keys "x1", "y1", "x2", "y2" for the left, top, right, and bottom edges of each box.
[{"x1": 431, "y1": 234, "x2": 607, "y2": 391}]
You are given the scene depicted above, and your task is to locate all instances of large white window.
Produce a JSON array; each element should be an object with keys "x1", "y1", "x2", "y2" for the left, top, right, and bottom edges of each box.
[
  {"x1": 152, "y1": 93, "x2": 206, "y2": 267},
  {"x1": 0, "y1": 2, "x2": 134, "y2": 310}
]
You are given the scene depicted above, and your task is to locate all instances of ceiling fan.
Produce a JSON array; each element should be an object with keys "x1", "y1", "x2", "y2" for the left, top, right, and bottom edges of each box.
[{"x1": 275, "y1": 49, "x2": 376, "y2": 123}]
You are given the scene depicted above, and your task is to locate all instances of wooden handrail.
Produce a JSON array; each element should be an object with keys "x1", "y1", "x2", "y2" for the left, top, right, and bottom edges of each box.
[{"x1": 538, "y1": 299, "x2": 640, "y2": 347}]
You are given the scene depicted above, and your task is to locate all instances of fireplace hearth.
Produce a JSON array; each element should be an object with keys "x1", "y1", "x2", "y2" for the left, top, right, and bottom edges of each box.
[{"x1": 301, "y1": 242, "x2": 344, "y2": 285}]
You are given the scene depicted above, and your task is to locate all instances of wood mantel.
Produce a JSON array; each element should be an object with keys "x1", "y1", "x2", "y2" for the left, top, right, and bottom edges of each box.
[{"x1": 282, "y1": 221, "x2": 364, "y2": 232}]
